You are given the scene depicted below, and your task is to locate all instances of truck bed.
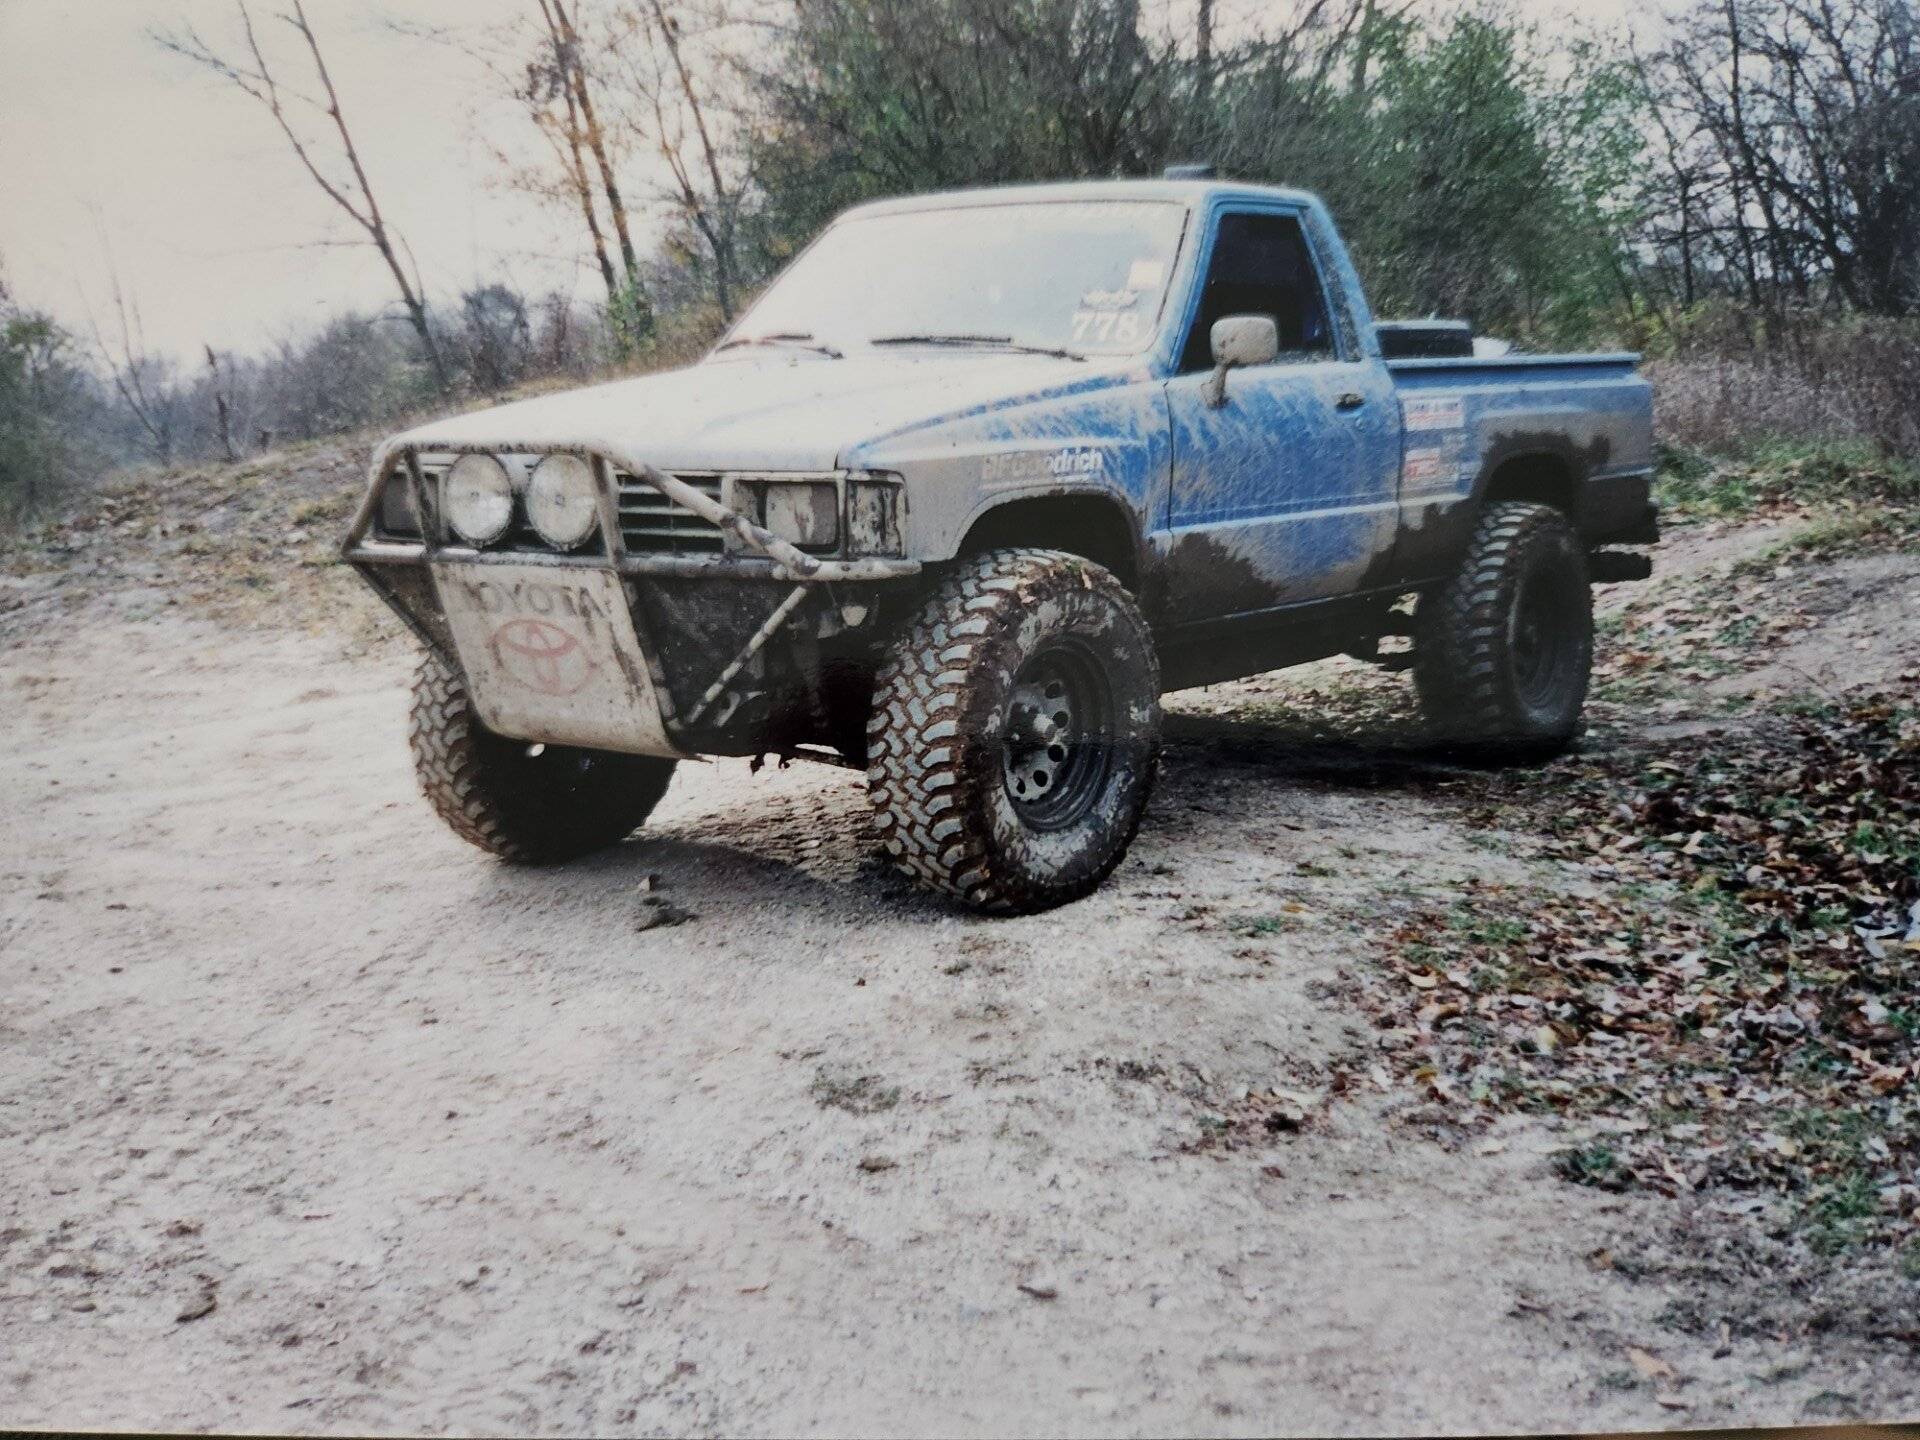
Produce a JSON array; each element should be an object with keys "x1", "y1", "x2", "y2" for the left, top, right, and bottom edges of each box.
[{"x1": 1387, "y1": 350, "x2": 1656, "y2": 578}]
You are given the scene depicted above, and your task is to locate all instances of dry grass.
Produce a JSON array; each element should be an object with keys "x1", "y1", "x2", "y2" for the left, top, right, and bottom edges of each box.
[{"x1": 1646, "y1": 310, "x2": 1920, "y2": 463}]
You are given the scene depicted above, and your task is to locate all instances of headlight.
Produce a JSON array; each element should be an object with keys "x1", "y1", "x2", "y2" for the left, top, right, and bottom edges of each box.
[
  {"x1": 526, "y1": 453, "x2": 599, "y2": 550},
  {"x1": 444, "y1": 453, "x2": 514, "y2": 546},
  {"x1": 753, "y1": 480, "x2": 839, "y2": 550}
]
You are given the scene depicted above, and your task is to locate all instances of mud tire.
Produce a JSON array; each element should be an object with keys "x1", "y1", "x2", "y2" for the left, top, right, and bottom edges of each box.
[
  {"x1": 866, "y1": 548, "x2": 1161, "y2": 914},
  {"x1": 1413, "y1": 500, "x2": 1593, "y2": 760},
  {"x1": 409, "y1": 648, "x2": 676, "y2": 863}
]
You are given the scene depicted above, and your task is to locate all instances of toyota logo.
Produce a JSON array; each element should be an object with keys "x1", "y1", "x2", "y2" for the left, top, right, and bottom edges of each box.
[{"x1": 489, "y1": 618, "x2": 597, "y2": 696}]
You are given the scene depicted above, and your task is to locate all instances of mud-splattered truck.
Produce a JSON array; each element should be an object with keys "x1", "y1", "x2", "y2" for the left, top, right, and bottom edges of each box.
[{"x1": 342, "y1": 173, "x2": 1657, "y2": 913}]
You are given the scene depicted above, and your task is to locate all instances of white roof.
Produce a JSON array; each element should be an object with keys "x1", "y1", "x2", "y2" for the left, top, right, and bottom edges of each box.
[{"x1": 843, "y1": 177, "x2": 1325, "y2": 220}]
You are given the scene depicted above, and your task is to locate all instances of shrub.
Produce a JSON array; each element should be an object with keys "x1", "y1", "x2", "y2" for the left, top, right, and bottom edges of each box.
[{"x1": 1646, "y1": 307, "x2": 1920, "y2": 463}]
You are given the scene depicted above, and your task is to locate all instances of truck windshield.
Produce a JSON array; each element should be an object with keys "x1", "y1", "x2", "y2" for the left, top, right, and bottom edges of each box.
[{"x1": 726, "y1": 201, "x2": 1188, "y2": 359}]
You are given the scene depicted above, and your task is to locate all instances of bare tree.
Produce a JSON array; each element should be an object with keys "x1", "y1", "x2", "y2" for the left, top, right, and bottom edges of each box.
[
  {"x1": 608, "y1": 0, "x2": 750, "y2": 319},
  {"x1": 387, "y1": 9, "x2": 630, "y2": 348},
  {"x1": 457, "y1": 283, "x2": 535, "y2": 391},
  {"x1": 89, "y1": 275, "x2": 179, "y2": 467},
  {"x1": 541, "y1": 0, "x2": 655, "y2": 340},
  {"x1": 1641, "y1": 0, "x2": 1920, "y2": 318},
  {"x1": 204, "y1": 346, "x2": 239, "y2": 462},
  {"x1": 153, "y1": 2, "x2": 453, "y2": 389},
  {"x1": 1196, "y1": 0, "x2": 1214, "y2": 99},
  {"x1": 535, "y1": 34, "x2": 627, "y2": 314}
]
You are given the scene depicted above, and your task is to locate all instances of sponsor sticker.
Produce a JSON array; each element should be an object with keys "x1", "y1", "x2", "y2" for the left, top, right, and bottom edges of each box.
[
  {"x1": 1402, "y1": 447, "x2": 1457, "y2": 488},
  {"x1": 981, "y1": 446, "x2": 1107, "y2": 486},
  {"x1": 1403, "y1": 394, "x2": 1466, "y2": 433},
  {"x1": 1126, "y1": 259, "x2": 1167, "y2": 291}
]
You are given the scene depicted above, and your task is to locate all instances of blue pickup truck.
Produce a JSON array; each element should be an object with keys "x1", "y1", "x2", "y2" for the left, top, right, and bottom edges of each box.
[{"x1": 343, "y1": 174, "x2": 1656, "y2": 913}]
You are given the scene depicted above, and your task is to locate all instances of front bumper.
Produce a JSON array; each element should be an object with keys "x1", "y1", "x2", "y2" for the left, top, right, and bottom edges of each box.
[
  {"x1": 341, "y1": 436, "x2": 921, "y2": 583},
  {"x1": 340, "y1": 439, "x2": 922, "y2": 759},
  {"x1": 347, "y1": 538, "x2": 921, "y2": 584}
]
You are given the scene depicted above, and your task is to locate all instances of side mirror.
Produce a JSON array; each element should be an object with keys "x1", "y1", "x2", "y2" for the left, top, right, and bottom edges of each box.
[{"x1": 1203, "y1": 314, "x2": 1279, "y2": 407}]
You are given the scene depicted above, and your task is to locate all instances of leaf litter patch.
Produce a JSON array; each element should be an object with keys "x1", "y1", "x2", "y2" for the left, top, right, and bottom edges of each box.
[{"x1": 1366, "y1": 682, "x2": 1920, "y2": 1305}]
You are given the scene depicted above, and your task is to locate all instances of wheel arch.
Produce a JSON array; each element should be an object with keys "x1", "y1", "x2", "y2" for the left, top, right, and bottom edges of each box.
[
  {"x1": 1480, "y1": 448, "x2": 1579, "y2": 517},
  {"x1": 954, "y1": 491, "x2": 1143, "y2": 592}
]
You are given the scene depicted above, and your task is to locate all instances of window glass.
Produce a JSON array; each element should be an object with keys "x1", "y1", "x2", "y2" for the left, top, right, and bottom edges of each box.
[
  {"x1": 1179, "y1": 212, "x2": 1336, "y2": 372},
  {"x1": 731, "y1": 201, "x2": 1189, "y2": 357}
]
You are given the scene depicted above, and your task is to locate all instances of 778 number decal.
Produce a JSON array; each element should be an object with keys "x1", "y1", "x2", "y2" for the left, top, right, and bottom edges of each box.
[{"x1": 1070, "y1": 309, "x2": 1145, "y2": 345}]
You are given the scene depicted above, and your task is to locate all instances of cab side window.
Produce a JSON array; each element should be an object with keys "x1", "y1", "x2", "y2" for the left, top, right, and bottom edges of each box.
[{"x1": 1179, "y1": 212, "x2": 1336, "y2": 373}]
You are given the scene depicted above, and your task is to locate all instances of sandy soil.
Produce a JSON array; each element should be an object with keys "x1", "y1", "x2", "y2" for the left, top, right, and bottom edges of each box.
[{"x1": 4, "y1": 514, "x2": 1918, "y2": 1436}]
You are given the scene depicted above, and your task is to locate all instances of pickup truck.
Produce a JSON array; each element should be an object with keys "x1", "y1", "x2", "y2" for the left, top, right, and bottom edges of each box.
[{"x1": 342, "y1": 174, "x2": 1656, "y2": 913}]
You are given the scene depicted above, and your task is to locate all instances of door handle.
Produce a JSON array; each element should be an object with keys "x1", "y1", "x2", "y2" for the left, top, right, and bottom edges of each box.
[{"x1": 1336, "y1": 392, "x2": 1367, "y2": 412}]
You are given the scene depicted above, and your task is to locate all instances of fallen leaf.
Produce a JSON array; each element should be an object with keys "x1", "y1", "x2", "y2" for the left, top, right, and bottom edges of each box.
[{"x1": 1628, "y1": 1346, "x2": 1677, "y2": 1382}]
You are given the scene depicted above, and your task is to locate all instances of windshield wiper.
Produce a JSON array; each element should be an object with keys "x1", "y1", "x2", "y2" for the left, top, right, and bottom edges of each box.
[
  {"x1": 869, "y1": 333, "x2": 1085, "y2": 361},
  {"x1": 715, "y1": 331, "x2": 843, "y2": 359}
]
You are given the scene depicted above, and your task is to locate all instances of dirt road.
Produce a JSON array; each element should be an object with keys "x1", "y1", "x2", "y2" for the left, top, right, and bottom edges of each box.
[{"x1": 4, "y1": 520, "x2": 1917, "y2": 1434}]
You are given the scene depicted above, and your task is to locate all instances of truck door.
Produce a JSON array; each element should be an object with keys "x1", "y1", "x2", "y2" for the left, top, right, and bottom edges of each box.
[{"x1": 1160, "y1": 208, "x2": 1400, "y2": 624}]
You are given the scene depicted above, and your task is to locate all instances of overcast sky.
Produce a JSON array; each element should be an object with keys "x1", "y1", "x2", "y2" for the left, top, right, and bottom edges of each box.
[
  {"x1": 0, "y1": 0, "x2": 1644, "y2": 364},
  {"x1": 0, "y1": 0, "x2": 599, "y2": 361}
]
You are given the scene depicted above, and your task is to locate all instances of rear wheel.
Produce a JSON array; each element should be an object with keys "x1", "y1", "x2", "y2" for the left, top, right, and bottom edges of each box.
[
  {"x1": 409, "y1": 648, "x2": 676, "y2": 863},
  {"x1": 866, "y1": 548, "x2": 1161, "y2": 913},
  {"x1": 1413, "y1": 500, "x2": 1593, "y2": 759}
]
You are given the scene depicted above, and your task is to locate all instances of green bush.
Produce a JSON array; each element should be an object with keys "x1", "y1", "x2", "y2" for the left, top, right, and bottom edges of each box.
[
  {"x1": 0, "y1": 299, "x2": 88, "y2": 520},
  {"x1": 1656, "y1": 436, "x2": 1920, "y2": 520}
]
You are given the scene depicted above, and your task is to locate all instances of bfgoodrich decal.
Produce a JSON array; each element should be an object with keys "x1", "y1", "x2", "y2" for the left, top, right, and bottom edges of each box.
[{"x1": 980, "y1": 447, "x2": 1108, "y2": 487}]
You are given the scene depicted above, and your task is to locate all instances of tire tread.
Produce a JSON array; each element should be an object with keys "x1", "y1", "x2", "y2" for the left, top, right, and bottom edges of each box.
[
  {"x1": 1413, "y1": 500, "x2": 1591, "y2": 758},
  {"x1": 866, "y1": 548, "x2": 1158, "y2": 913},
  {"x1": 408, "y1": 651, "x2": 674, "y2": 863}
]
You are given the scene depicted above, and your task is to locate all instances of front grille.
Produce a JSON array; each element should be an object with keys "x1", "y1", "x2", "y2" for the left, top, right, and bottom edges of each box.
[{"x1": 616, "y1": 470, "x2": 725, "y2": 555}]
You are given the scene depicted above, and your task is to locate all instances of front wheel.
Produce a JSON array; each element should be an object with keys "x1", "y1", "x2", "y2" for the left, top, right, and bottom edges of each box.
[
  {"x1": 866, "y1": 548, "x2": 1161, "y2": 913},
  {"x1": 1413, "y1": 500, "x2": 1593, "y2": 759},
  {"x1": 409, "y1": 648, "x2": 677, "y2": 863}
]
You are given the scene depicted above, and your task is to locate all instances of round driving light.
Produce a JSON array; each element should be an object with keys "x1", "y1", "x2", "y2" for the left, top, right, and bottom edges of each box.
[
  {"x1": 526, "y1": 453, "x2": 600, "y2": 550},
  {"x1": 444, "y1": 453, "x2": 514, "y2": 546}
]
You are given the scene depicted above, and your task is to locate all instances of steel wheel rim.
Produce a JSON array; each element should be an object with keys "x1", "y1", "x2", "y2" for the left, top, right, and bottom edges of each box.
[
  {"x1": 1510, "y1": 564, "x2": 1583, "y2": 712},
  {"x1": 1001, "y1": 640, "x2": 1115, "y2": 830}
]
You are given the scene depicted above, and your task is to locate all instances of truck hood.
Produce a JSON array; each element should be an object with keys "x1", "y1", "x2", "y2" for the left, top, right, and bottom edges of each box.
[{"x1": 391, "y1": 351, "x2": 1141, "y2": 472}]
